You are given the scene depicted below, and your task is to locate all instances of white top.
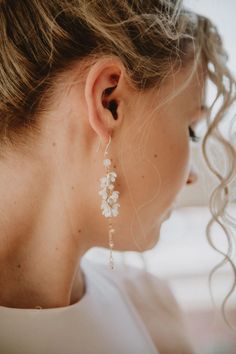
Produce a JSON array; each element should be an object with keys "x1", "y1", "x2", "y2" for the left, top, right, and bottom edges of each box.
[{"x1": 0, "y1": 257, "x2": 160, "y2": 354}]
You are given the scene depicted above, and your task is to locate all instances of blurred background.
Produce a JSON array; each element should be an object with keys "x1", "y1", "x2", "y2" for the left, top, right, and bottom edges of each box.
[{"x1": 84, "y1": 1, "x2": 236, "y2": 353}]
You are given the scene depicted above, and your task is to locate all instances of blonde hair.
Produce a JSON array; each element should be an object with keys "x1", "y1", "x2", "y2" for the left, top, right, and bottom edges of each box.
[{"x1": 0, "y1": 0, "x2": 235, "y2": 328}]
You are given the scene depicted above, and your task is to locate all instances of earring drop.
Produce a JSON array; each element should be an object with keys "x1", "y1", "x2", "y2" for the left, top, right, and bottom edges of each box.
[{"x1": 98, "y1": 135, "x2": 120, "y2": 270}]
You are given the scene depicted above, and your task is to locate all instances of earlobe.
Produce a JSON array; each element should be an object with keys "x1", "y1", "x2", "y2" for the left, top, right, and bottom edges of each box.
[{"x1": 84, "y1": 58, "x2": 124, "y2": 144}]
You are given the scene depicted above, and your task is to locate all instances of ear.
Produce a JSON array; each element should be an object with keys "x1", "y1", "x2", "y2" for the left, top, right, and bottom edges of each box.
[{"x1": 84, "y1": 57, "x2": 127, "y2": 146}]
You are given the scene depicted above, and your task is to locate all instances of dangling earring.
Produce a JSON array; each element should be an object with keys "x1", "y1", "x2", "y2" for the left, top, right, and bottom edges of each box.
[{"x1": 98, "y1": 135, "x2": 120, "y2": 270}]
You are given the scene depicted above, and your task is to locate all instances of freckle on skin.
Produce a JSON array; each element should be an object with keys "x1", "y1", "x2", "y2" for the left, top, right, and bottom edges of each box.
[
  {"x1": 142, "y1": 175, "x2": 144, "y2": 178},
  {"x1": 17, "y1": 264, "x2": 21, "y2": 268},
  {"x1": 154, "y1": 154, "x2": 158, "y2": 158},
  {"x1": 78, "y1": 229, "x2": 81, "y2": 233},
  {"x1": 52, "y1": 142, "x2": 56, "y2": 147},
  {"x1": 71, "y1": 186, "x2": 74, "y2": 190}
]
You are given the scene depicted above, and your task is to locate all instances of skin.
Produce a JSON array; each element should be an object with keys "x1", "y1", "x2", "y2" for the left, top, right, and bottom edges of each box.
[{"x1": 0, "y1": 56, "x2": 206, "y2": 310}]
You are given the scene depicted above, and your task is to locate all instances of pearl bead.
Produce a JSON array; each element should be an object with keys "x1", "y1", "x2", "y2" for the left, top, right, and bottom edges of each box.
[{"x1": 103, "y1": 158, "x2": 111, "y2": 167}]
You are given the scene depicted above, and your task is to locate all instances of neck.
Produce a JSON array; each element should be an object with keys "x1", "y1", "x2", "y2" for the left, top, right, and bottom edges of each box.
[{"x1": 0, "y1": 150, "x2": 87, "y2": 309}]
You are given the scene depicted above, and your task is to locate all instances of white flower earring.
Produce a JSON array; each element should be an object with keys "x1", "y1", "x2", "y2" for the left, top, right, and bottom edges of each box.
[{"x1": 98, "y1": 134, "x2": 120, "y2": 270}]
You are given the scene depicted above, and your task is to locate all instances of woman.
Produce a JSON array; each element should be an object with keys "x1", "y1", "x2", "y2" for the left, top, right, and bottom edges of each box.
[{"x1": 0, "y1": 0, "x2": 235, "y2": 353}]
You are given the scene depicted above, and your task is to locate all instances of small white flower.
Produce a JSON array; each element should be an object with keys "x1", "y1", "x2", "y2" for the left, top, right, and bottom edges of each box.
[
  {"x1": 103, "y1": 206, "x2": 112, "y2": 218},
  {"x1": 107, "y1": 172, "x2": 117, "y2": 183},
  {"x1": 103, "y1": 158, "x2": 111, "y2": 167},
  {"x1": 111, "y1": 203, "x2": 120, "y2": 217},
  {"x1": 101, "y1": 199, "x2": 109, "y2": 209},
  {"x1": 99, "y1": 169, "x2": 120, "y2": 218},
  {"x1": 107, "y1": 196, "x2": 115, "y2": 206},
  {"x1": 99, "y1": 176, "x2": 106, "y2": 184},
  {"x1": 98, "y1": 188, "x2": 108, "y2": 199},
  {"x1": 99, "y1": 176, "x2": 109, "y2": 188},
  {"x1": 111, "y1": 191, "x2": 119, "y2": 200},
  {"x1": 112, "y1": 209, "x2": 118, "y2": 217}
]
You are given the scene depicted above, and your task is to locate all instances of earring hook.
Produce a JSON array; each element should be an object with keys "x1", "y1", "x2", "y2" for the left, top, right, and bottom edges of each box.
[
  {"x1": 96, "y1": 138, "x2": 101, "y2": 154},
  {"x1": 96, "y1": 135, "x2": 112, "y2": 155},
  {"x1": 104, "y1": 135, "x2": 112, "y2": 156}
]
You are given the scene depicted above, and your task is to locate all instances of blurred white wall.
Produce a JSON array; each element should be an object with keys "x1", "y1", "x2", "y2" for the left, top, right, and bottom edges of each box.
[{"x1": 185, "y1": 0, "x2": 236, "y2": 75}]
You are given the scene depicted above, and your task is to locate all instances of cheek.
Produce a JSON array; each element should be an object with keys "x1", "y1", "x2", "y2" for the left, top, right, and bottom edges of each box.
[
  {"x1": 162, "y1": 133, "x2": 190, "y2": 203},
  {"x1": 121, "y1": 118, "x2": 190, "y2": 219}
]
